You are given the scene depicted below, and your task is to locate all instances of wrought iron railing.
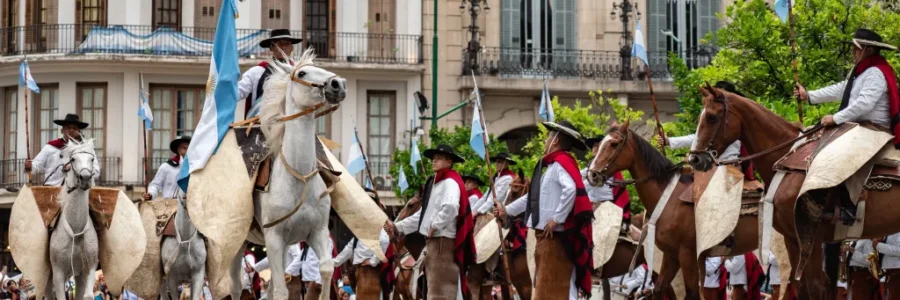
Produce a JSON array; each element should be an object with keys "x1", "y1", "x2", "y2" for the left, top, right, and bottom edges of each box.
[
  {"x1": 0, "y1": 24, "x2": 424, "y2": 65},
  {"x1": 0, "y1": 157, "x2": 121, "y2": 190},
  {"x1": 466, "y1": 47, "x2": 715, "y2": 80}
]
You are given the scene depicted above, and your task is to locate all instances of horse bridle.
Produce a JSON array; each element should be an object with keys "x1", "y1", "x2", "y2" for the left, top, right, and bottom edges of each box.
[
  {"x1": 62, "y1": 150, "x2": 96, "y2": 193},
  {"x1": 689, "y1": 90, "x2": 730, "y2": 160},
  {"x1": 590, "y1": 128, "x2": 684, "y2": 187},
  {"x1": 290, "y1": 63, "x2": 337, "y2": 90}
]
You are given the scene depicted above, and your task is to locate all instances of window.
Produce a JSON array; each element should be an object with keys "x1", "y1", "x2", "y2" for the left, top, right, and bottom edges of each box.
[
  {"x1": 25, "y1": 0, "x2": 50, "y2": 50},
  {"x1": 269, "y1": 9, "x2": 282, "y2": 19},
  {"x1": 499, "y1": 0, "x2": 577, "y2": 72},
  {"x1": 4, "y1": 0, "x2": 19, "y2": 54},
  {"x1": 315, "y1": 107, "x2": 330, "y2": 138},
  {"x1": 648, "y1": 0, "x2": 717, "y2": 67},
  {"x1": 32, "y1": 85, "x2": 58, "y2": 156},
  {"x1": 77, "y1": 84, "x2": 106, "y2": 157},
  {"x1": 148, "y1": 85, "x2": 204, "y2": 159},
  {"x1": 78, "y1": 0, "x2": 107, "y2": 40},
  {"x1": 153, "y1": 0, "x2": 181, "y2": 30},
  {"x1": 304, "y1": 0, "x2": 330, "y2": 58},
  {"x1": 366, "y1": 91, "x2": 395, "y2": 191},
  {"x1": 202, "y1": 6, "x2": 214, "y2": 17},
  {"x1": 262, "y1": 0, "x2": 290, "y2": 29},
  {"x1": 4, "y1": 87, "x2": 17, "y2": 162}
]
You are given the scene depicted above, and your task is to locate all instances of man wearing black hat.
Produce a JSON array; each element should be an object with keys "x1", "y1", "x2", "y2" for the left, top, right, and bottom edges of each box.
[
  {"x1": 386, "y1": 144, "x2": 476, "y2": 299},
  {"x1": 238, "y1": 29, "x2": 303, "y2": 118},
  {"x1": 794, "y1": 28, "x2": 900, "y2": 225},
  {"x1": 143, "y1": 136, "x2": 191, "y2": 200},
  {"x1": 24, "y1": 113, "x2": 100, "y2": 186},
  {"x1": 496, "y1": 121, "x2": 594, "y2": 299},
  {"x1": 462, "y1": 175, "x2": 484, "y2": 212},
  {"x1": 472, "y1": 153, "x2": 517, "y2": 216}
]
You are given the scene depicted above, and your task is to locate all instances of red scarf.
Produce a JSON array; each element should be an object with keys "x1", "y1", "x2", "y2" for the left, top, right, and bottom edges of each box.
[
  {"x1": 855, "y1": 55, "x2": 900, "y2": 148},
  {"x1": 541, "y1": 150, "x2": 594, "y2": 296},
  {"x1": 379, "y1": 242, "x2": 396, "y2": 299},
  {"x1": 612, "y1": 172, "x2": 631, "y2": 218},
  {"x1": 432, "y1": 168, "x2": 476, "y2": 298},
  {"x1": 47, "y1": 138, "x2": 66, "y2": 149},
  {"x1": 496, "y1": 169, "x2": 515, "y2": 179},
  {"x1": 745, "y1": 252, "x2": 764, "y2": 300},
  {"x1": 718, "y1": 263, "x2": 729, "y2": 299},
  {"x1": 467, "y1": 188, "x2": 483, "y2": 200},
  {"x1": 739, "y1": 145, "x2": 756, "y2": 181}
]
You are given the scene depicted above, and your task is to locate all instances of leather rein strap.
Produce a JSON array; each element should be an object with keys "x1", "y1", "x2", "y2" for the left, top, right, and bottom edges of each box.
[
  {"x1": 263, "y1": 151, "x2": 323, "y2": 229},
  {"x1": 716, "y1": 124, "x2": 823, "y2": 166}
]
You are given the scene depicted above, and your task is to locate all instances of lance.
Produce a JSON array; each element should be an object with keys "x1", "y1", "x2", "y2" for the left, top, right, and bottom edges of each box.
[{"x1": 789, "y1": 0, "x2": 804, "y2": 121}]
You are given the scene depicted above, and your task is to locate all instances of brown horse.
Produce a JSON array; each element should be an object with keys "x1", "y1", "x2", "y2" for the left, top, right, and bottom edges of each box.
[
  {"x1": 586, "y1": 121, "x2": 760, "y2": 300},
  {"x1": 687, "y1": 85, "x2": 900, "y2": 299}
]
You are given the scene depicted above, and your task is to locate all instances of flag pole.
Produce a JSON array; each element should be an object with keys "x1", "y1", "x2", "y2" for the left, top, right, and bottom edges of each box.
[
  {"x1": 23, "y1": 78, "x2": 31, "y2": 187},
  {"x1": 472, "y1": 74, "x2": 517, "y2": 297},
  {"x1": 788, "y1": 0, "x2": 803, "y2": 122},
  {"x1": 644, "y1": 64, "x2": 666, "y2": 155},
  {"x1": 140, "y1": 73, "x2": 151, "y2": 192},
  {"x1": 355, "y1": 127, "x2": 385, "y2": 209}
]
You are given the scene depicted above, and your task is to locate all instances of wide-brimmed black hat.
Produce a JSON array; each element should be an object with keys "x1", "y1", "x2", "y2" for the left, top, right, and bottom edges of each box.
[
  {"x1": 714, "y1": 81, "x2": 746, "y2": 97},
  {"x1": 541, "y1": 120, "x2": 587, "y2": 150},
  {"x1": 169, "y1": 136, "x2": 192, "y2": 153},
  {"x1": 423, "y1": 144, "x2": 466, "y2": 163},
  {"x1": 849, "y1": 29, "x2": 897, "y2": 51},
  {"x1": 494, "y1": 152, "x2": 517, "y2": 165},
  {"x1": 259, "y1": 29, "x2": 303, "y2": 48},
  {"x1": 462, "y1": 174, "x2": 485, "y2": 186},
  {"x1": 53, "y1": 114, "x2": 89, "y2": 129},
  {"x1": 584, "y1": 135, "x2": 606, "y2": 149}
]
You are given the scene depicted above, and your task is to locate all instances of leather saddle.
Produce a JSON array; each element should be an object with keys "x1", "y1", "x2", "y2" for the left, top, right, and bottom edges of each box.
[{"x1": 232, "y1": 126, "x2": 342, "y2": 190}]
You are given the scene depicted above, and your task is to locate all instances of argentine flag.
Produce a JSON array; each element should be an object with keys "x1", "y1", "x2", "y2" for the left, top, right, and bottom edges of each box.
[
  {"x1": 409, "y1": 141, "x2": 422, "y2": 174},
  {"x1": 19, "y1": 60, "x2": 39, "y2": 93},
  {"x1": 347, "y1": 129, "x2": 366, "y2": 175},
  {"x1": 178, "y1": 0, "x2": 242, "y2": 191},
  {"x1": 469, "y1": 81, "x2": 487, "y2": 160},
  {"x1": 539, "y1": 80, "x2": 554, "y2": 122},
  {"x1": 137, "y1": 73, "x2": 153, "y2": 130},
  {"x1": 398, "y1": 166, "x2": 409, "y2": 193},
  {"x1": 774, "y1": 0, "x2": 792, "y2": 22},
  {"x1": 632, "y1": 23, "x2": 649, "y2": 66}
]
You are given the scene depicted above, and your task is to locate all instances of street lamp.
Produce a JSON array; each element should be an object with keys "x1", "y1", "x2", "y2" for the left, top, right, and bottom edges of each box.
[
  {"x1": 611, "y1": 0, "x2": 641, "y2": 80},
  {"x1": 461, "y1": 0, "x2": 490, "y2": 75}
]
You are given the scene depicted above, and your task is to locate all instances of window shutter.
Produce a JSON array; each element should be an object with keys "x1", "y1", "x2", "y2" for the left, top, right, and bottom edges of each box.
[
  {"x1": 550, "y1": 0, "x2": 576, "y2": 71},
  {"x1": 698, "y1": 0, "x2": 717, "y2": 45},
  {"x1": 500, "y1": 0, "x2": 522, "y2": 70},
  {"x1": 647, "y1": 0, "x2": 667, "y2": 53},
  {"x1": 25, "y1": 0, "x2": 32, "y2": 45}
]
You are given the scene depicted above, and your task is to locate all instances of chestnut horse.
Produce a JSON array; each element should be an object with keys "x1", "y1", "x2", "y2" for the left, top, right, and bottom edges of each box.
[
  {"x1": 391, "y1": 197, "x2": 424, "y2": 300},
  {"x1": 586, "y1": 121, "x2": 760, "y2": 300},
  {"x1": 686, "y1": 85, "x2": 900, "y2": 299}
]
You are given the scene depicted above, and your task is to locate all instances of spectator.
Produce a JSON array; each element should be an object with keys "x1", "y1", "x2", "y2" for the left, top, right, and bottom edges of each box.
[{"x1": 92, "y1": 281, "x2": 105, "y2": 300}]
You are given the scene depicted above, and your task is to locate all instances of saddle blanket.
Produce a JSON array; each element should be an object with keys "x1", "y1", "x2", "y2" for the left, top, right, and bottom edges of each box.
[
  {"x1": 232, "y1": 126, "x2": 341, "y2": 190},
  {"x1": 30, "y1": 186, "x2": 124, "y2": 230}
]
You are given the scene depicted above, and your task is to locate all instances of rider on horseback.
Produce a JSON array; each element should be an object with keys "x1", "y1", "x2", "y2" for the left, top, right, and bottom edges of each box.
[
  {"x1": 143, "y1": 136, "x2": 190, "y2": 200},
  {"x1": 24, "y1": 114, "x2": 100, "y2": 186},
  {"x1": 794, "y1": 29, "x2": 900, "y2": 225},
  {"x1": 472, "y1": 153, "x2": 517, "y2": 216}
]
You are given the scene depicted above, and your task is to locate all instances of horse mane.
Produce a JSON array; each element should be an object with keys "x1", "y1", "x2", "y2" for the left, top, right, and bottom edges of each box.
[
  {"x1": 62, "y1": 138, "x2": 95, "y2": 158},
  {"x1": 714, "y1": 89, "x2": 802, "y2": 131},
  {"x1": 607, "y1": 126, "x2": 679, "y2": 185},
  {"x1": 258, "y1": 48, "x2": 318, "y2": 156}
]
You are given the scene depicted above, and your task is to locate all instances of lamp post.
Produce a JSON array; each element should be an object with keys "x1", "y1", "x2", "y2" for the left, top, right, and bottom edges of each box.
[
  {"x1": 461, "y1": 0, "x2": 490, "y2": 75},
  {"x1": 611, "y1": 0, "x2": 641, "y2": 80}
]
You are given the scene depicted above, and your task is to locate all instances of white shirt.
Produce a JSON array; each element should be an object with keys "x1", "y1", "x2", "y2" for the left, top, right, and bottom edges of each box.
[
  {"x1": 254, "y1": 244, "x2": 304, "y2": 277},
  {"x1": 395, "y1": 177, "x2": 461, "y2": 239},
  {"x1": 505, "y1": 162, "x2": 576, "y2": 231},
  {"x1": 31, "y1": 144, "x2": 101, "y2": 186},
  {"x1": 809, "y1": 67, "x2": 891, "y2": 127},
  {"x1": 474, "y1": 173, "x2": 514, "y2": 214},
  {"x1": 335, "y1": 230, "x2": 391, "y2": 267},
  {"x1": 148, "y1": 161, "x2": 183, "y2": 199},
  {"x1": 878, "y1": 233, "x2": 900, "y2": 270},
  {"x1": 670, "y1": 134, "x2": 741, "y2": 161},
  {"x1": 301, "y1": 240, "x2": 334, "y2": 284},
  {"x1": 850, "y1": 239, "x2": 874, "y2": 268},
  {"x1": 241, "y1": 253, "x2": 257, "y2": 290},
  {"x1": 580, "y1": 168, "x2": 614, "y2": 203},
  {"x1": 468, "y1": 193, "x2": 481, "y2": 211},
  {"x1": 726, "y1": 255, "x2": 747, "y2": 285},
  {"x1": 767, "y1": 251, "x2": 781, "y2": 285},
  {"x1": 620, "y1": 264, "x2": 653, "y2": 294},
  {"x1": 704, "y1": 257, "x2": 723, "y2": 288},
  {"x1": 237, "y1": 66, "x2": 267, "y2": 117}
]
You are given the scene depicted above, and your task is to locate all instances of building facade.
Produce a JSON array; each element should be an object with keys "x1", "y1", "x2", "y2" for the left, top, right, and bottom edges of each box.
[
  {"x1": 0, "y1": 0, "x2": 424, "y2": 268},
  {"x1": 422, "y1": 0, "x2": 723, "y2": 149}
]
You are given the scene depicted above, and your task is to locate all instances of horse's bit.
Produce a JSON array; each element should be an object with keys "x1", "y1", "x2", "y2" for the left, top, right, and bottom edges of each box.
[{"x1": 589, "y1": 128, "x2": 629, "y2": 184}]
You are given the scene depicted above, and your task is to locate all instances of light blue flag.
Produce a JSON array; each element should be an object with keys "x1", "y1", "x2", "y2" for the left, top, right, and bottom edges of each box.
[
  {"x1": 632, "y1": 23, "x2": 649, "y2": 65},
  {"x1": 539, "y1": 80, "x2": 554, "y2": 122},
  {"x1": 136, "y1": 73, "x2": 153, "y2": 130},
  {"x1": 774, "y1": 0, "x2": 792, "y2": 22},
  {"x1": 410, "y1": 141, "x2": 421, "y2": 174},
  {"x1": 19, "y1": 60, "x2": 40, "y2": 93},
  {"x1": 469, "y1": 81, "x2": 487, "y2": 159},
  {"x1": 365, "y1": 177, "x2": 373, "y2": 190},
  {"x1": 346, "y1": 129, "x2": 366, "y2": 175},
  {"x1": 178, "y1": 0, "x2": 241, "y2": 191},
  {"x1": 398, "y1": 166, "x2": 409, "y2": 193}
]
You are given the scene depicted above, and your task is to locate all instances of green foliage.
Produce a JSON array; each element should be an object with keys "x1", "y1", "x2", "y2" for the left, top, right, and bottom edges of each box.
[{"x1": 389, "y1": 126, "x2": 508, "y2": 200}]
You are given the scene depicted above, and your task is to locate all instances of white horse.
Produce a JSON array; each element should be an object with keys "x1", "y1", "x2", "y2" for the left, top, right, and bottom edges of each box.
[
  {"x1": 48, "y1": 139, "x2": 99, "y2": 300},
  {"x1": 228, "y1": 49, "x2": 347, "y2": 300},
  {"x1": 159, "y1": 196, "x2": 207, "y2": 300}
]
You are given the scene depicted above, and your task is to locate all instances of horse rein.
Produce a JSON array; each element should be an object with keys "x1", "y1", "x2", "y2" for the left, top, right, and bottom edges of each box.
[
  {"x1": 689, "y1": 91, "x2": 730, "y2": 160},
  {"x1": 62, "y1": 150, "x2": 97, "y2": 193},
  {"x1": 593, "y1": 128, "x2": 684, "y2": 188}
]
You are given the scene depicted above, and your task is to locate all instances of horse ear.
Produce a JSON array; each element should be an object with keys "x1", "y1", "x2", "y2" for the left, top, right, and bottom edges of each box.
[
  {"x1": 622, "y1": 118, "x2": 631, "y2": 131},
  {"x1": 704, "y1": 81, "x2": 715, "y2": 93},
  {"x1": 699, "y1": 85, "x2": 711, "y2": 97}
]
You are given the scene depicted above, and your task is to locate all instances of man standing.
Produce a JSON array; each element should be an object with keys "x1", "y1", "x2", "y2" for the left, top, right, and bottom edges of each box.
[
  {"x1": 794, "y1": 29, "x2": 899, "y2": 224},
  {"x1": 25, "y1": 114, "x2": 100, "y2": 186},
  {"x1": 473, "y1": 153, "x2": 517, "y2": 216},
  {"x1": 877, "y1": 233, "x2": 900, "y2": 299},
  {"x1": 848, "y1": 239, "x2": 882, "y2": 299},
  {"x1": 388, "y1": 144, "x2": 476, "y2": 300},
  {"x1": 238, "y1": 29, "x2": 302, "y2": 118},
  {"x1": 497, "y1": 121, "x2": 594, "y2": 299},
  {"x1": 333, "y1": 230, "x2": 392, "y2": 299},
  {"x1": 253, "y1": 244, "x2": 304, "y2": 299},
  {"x1": 143, "y1": 136, "x2": 190, "y2": 200}
]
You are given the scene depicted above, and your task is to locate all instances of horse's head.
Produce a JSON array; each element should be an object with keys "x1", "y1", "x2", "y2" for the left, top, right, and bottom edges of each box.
[
  {"x1": 586, "y1": 120, "x2": 637, "y2": 186},
  {"x1": 61, "y1": 138, "x2": 96, "y2": 190},
  {"x1": 688, "y1": 83, "x2": 743, "y2": 171},
  {"x1": 271, "y1": 48, "x2": 347, "y2": 109}
]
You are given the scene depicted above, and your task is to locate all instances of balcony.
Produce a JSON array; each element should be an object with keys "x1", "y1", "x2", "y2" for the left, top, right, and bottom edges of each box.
[
  {"x1": 465, "y1": 47, "x2": 715, "y2": 80},
  {"x1": 0, "y1": 157, "x2": 121, "y2": 190},
  {"x1": 0, "y1": 24, "x2": 424, "y2": 65}
]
